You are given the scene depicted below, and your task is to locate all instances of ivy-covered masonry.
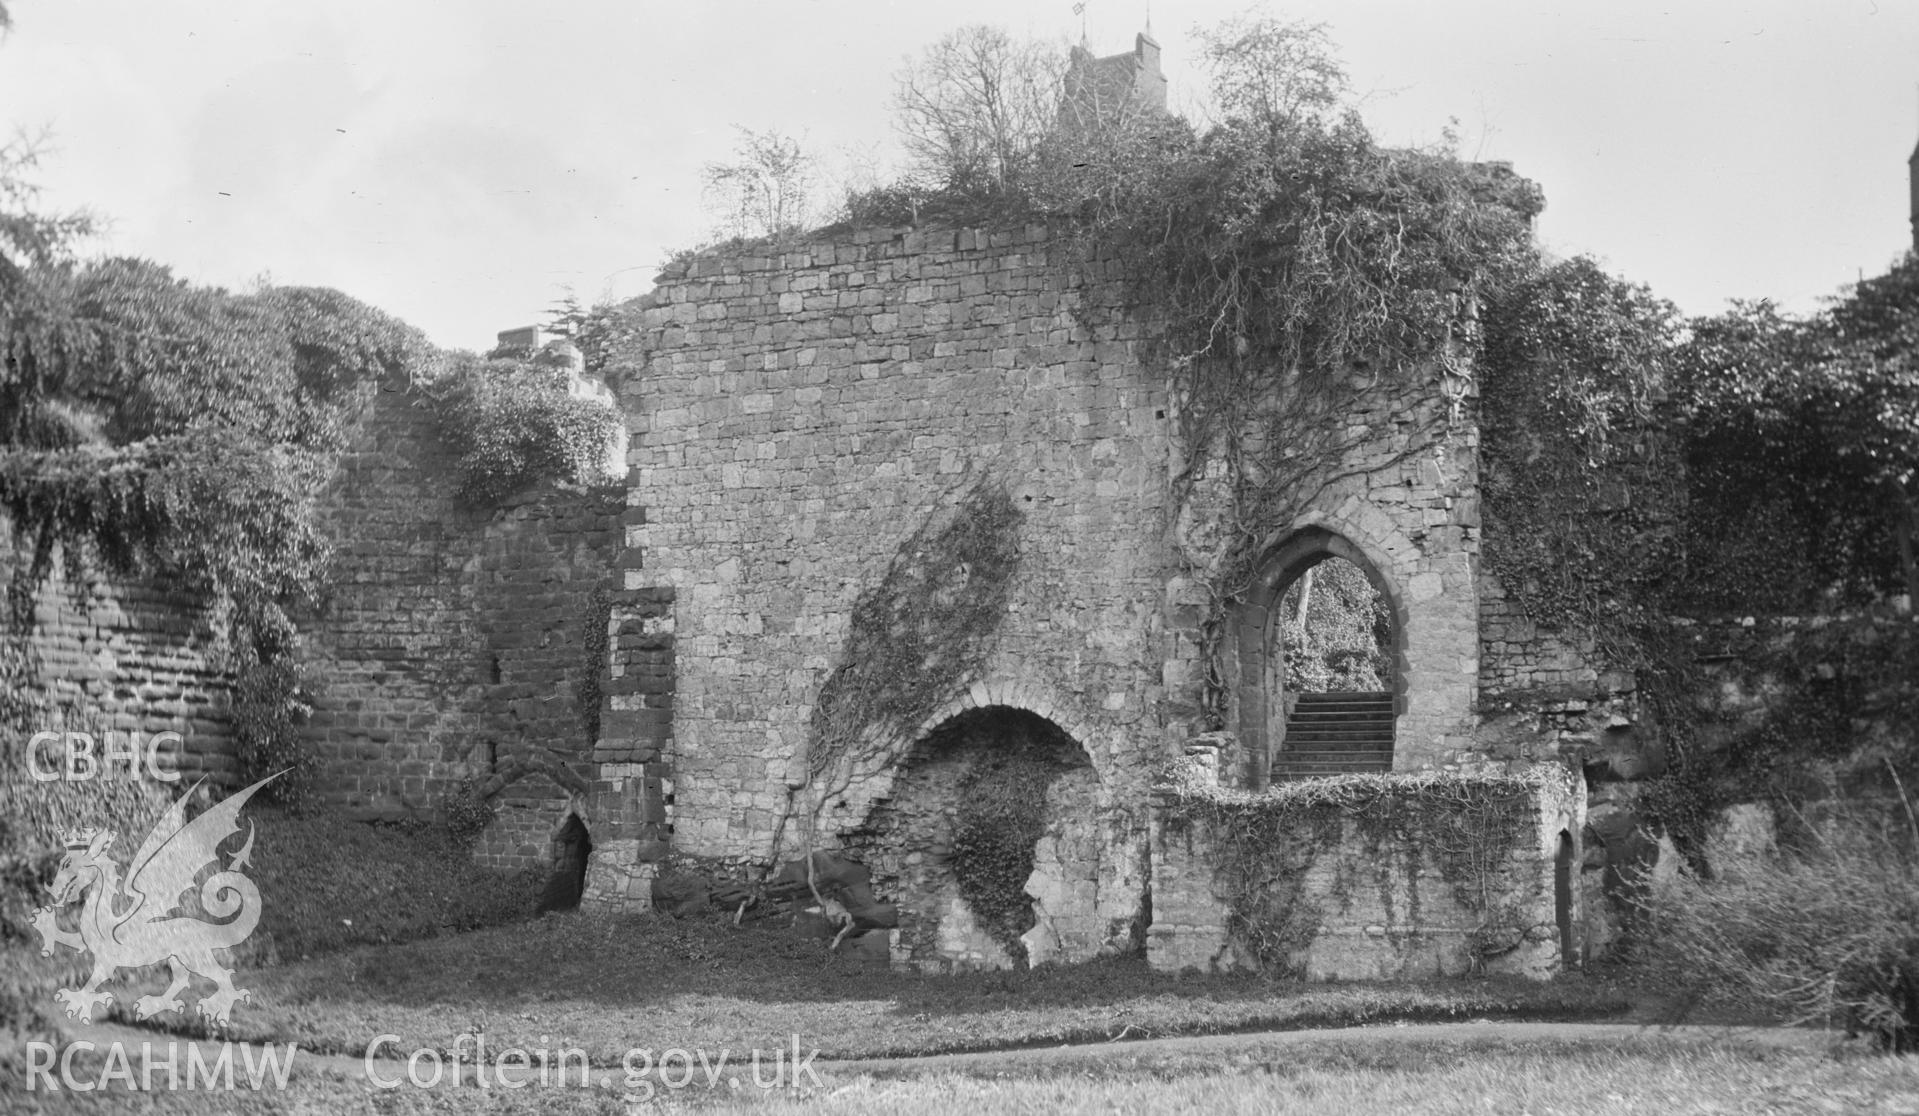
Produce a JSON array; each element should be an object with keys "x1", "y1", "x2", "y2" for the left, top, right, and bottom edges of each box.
[
  {"x1": 606, "y1": 214, "x2": 1556, "y2": 969},
  {"x1": 1148, "y1": 764, "x2": 1582, "y2": 978}
]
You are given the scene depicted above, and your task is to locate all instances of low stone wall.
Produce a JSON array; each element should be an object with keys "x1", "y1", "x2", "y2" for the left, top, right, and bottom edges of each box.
[{"x1": 1147, "y1": 767, "x2": 1583, "y2": 979}]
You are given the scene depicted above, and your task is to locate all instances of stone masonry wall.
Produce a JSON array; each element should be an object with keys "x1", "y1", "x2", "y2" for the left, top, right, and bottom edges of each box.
[
  {"x1": 1214, "y1": 368, "x2": 1486, "y2": 781},
  {"x1": 1147, "y1": 769, "x2": 1583, "y2": 979},
  {"x1": 616, "y1": 224, "x2": 1175, "y2": 865},
  {"x1": 301, "y1": 369, "x2": 662, "y2": 885}
]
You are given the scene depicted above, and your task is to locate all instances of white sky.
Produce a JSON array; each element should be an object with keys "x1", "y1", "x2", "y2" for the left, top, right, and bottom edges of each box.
[{"x1": 1, "y1": 0, "x2": 1914, "y2": 350}]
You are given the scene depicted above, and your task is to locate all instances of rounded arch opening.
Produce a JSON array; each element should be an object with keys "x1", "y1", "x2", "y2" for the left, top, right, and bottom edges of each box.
[
  {"x1": 1236, "y1": 527, "x2": 1405, "y2": 784},
  {"x1": 850, "y1": 705, "x2": 1100, "y2": 970}
]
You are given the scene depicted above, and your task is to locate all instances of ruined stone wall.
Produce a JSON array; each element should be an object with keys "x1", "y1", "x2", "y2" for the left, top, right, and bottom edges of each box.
[
  {"x1": 1147, "y1": 769, "x2": 1582, "y2": 979},
  {"x1": 301, "y1": 371, "x2": 639, "y2": 862},
  {"x1": 616, "y1": 218, "x2": 1511, "y2": 875},
  {"x1": 617, "y1": 224, "x2": 1176, "y2": 865},
  {"x1": 1476, "y1": 571, "x2": 1604, "y2": 702},
  {"x1": 2, "y1": 537, "x2": 237, "y2": 787}
]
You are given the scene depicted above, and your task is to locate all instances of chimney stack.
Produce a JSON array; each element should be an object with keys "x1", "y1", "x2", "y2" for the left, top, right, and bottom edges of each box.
[{"x1": 1909, "y1": 137, "x2": 1918, "y2": 252}]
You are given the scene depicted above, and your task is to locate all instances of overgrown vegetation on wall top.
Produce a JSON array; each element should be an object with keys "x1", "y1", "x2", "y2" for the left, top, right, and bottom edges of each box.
[
  {"x1": 424, "y1": 346, "x2": 620, "y2": 506},
  {"x1": 0, "y1": 148, "x2": 432, "y2": 798}
]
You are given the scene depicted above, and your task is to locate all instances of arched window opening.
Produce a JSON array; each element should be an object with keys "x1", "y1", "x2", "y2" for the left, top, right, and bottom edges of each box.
[{"x1": 1236, "y1": 528, "x2": 1402, "y2": 784}]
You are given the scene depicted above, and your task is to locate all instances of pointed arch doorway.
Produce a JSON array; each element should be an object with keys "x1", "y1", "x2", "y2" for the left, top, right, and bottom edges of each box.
[{"x1": 1236, "y1": 528, "x2": 1404, "y2": 784}]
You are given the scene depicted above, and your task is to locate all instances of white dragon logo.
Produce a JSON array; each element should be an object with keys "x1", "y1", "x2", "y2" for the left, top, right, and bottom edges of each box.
[{"x1": 31, "y1": 773, "x2": 278, "y2": 1026}]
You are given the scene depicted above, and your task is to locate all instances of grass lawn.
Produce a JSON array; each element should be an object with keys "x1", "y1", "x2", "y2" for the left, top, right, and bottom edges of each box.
[
  {"x1": 9, "y1": 1033, "x2": 1913, "y2": 1114},
  {"x1": 718, "y1": 1042, "x2": 1919, "y2": 1115},
  {"x1": 8, "y1": 910, "x2": 1907, "y2": 1114},
  {"x1": 88, "y1": 908, "x2": 1635, "y2": 1063}
]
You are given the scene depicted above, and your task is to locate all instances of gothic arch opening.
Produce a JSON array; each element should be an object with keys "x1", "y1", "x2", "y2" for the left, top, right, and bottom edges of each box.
[
  {"x1": 848, "y1": 705, "x2": 1103, "y2": 970},
  {"x1": 1237, "y1": 527, "x2": 1404, "y2": 784}
]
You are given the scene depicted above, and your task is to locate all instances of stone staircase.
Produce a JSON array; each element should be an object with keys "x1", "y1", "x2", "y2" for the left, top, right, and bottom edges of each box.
[{"x1": 1271, "y1": 691, "x2": 1395, "y2": 781}]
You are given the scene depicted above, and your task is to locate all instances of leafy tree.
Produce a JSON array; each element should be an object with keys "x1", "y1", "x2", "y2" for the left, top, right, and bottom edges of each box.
[
  {"x1": 701, "y1": 127, "x2": 817, "y2": 242},
  {"x1": 1279, "y1": 558, "x2": 1390, "y2": 692},
  {"x1": 426, "y1": 350, "x2": 620, "y2": 505},
  {"x1": 892, "y1": 25, "x2": 1067, "y2": 196},
  {"x1": 1192, "y1": 14, "x2": 1347, "y2": 130},
  {"x1": 0, "y1": 136, "x2": 430, "y2": 793},
  {"x1": 543, "y1": 291, "x2": 642, "y2": 380},
  {"x1": 1676, "y1": 257, "x2": 1919, "y2": 608}
]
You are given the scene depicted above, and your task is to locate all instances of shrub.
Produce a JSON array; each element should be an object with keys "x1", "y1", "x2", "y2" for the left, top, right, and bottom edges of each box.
[
  {"x1": 428, "y1": 354, "x2": 618, "y2": 506},
  {"x1": 1640, "y1": 796, "x2": 1919, "y2": 1051},
  {"x1": 442, "y1": 775, "x2": 495, "y2": 848}
]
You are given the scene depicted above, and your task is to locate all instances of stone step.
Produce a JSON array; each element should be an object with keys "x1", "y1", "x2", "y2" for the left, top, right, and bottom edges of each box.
[
  {"x1": 1292, "y1": 690, "x2": 1393, "y2": 706},
  {"x1": 1278, "y1": 690, "x2": 1395, "y2": 777},
  {"x1": 1286, "y1": 708, "x2": 1396, "y2": 724},
  {"x1": 1289, "y1": 711, "x2": 1393, "y2": 724},
  {"x1": 1284, "y1": 725, "x2": 1396, "y2": 741}
]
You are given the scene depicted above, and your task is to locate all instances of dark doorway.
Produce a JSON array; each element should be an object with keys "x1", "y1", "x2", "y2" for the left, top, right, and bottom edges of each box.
[
  {"x1": 1554, "y1": 829, "x2": 1576, "y2": 968},
  {"x1": 537, "y1": 814, "x2": 592, "y2": 914}
]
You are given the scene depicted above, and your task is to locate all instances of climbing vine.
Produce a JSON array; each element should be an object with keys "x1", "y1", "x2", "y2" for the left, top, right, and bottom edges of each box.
[
  {"x1": 804, "y1": 478, "x2": 1024, "y2": 811},
  {"x1": 1160, "y1": 768, "x2": 1543, "y2": 974},
  {"x1": 442, "y1": 775, "x2": 497, "y2": 848}
]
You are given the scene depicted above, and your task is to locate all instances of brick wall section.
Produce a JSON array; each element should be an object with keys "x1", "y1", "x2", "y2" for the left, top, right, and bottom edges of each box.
[
  {"x1": 1147, "y1": 769, "x2": 1582, "y2": 979},
  {"x1": 3, "y1": 538, "x2": 237, "y2": 786},
  {"x1": 302, "y1": 370, "x2": 653, "y2": 879},
  {"x1": 301, "y1": 378, "x2": 490, "y2": 816},
  {"x1": 617, "y1": 224, "x2": 1175, "y2": 865}
]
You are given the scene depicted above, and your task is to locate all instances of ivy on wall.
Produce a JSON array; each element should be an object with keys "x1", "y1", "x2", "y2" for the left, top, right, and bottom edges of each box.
[
  {"x1": 805, "y1": 477, "x2": 1024, "y2": 810},
  {"x1": 1478, "y1": 256, "x2": 1684, "y2": 664},
  {"x1": 1, "y1": 225, "x2": 430, "y2": 802},
  {"x1": 946, "y1": 718, "x2": 1086, "y2": 963},
  {"x1": 1160, "y1": 768, "x2": 1541, "y2": 975}
]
